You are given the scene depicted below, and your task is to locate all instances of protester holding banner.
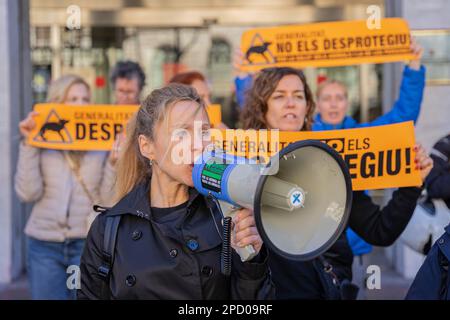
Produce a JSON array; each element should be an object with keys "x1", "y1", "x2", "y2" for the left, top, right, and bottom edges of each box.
[
  {"x1": 313, "y1": 39, "x2": 425, "y2": 297},
  {"x1": 240, "y1": 67, "x2": 433, "y2": 299},
  {"x1": 78, "y1": 83, "x2": 274, "y2": 299},
  {"x1": 314, "y1": 38, "x2": 425, "y2": 129},
  {"x1": 14, "y1": 75, "x2": 117, "y2": 300},
  {"x1": 169, "y1": 71, "x2": 228, "y2": 129},
  {"x1": 236, "y1": 36, "x2": 426, "y2": 297},
  {"x1": 110, "y1": 60, "x2": 146, "y2": 105}
]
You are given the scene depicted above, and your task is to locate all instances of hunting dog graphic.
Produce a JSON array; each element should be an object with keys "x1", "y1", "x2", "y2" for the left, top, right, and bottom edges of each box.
[
  {"x1": 246, "y1": 42, "x2": 272, "y2": 63},
  {"x1": 39, "y1": 119, "x2": 69, "y2": 142}
]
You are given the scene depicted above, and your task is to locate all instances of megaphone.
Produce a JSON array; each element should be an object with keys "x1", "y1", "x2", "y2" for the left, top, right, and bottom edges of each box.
[
  {"x1": 401, "y1": 195, "x2": 450, "y2": 255},
  {"x1": 193, "y1": 140, "x2": 352, "y2": 264}
]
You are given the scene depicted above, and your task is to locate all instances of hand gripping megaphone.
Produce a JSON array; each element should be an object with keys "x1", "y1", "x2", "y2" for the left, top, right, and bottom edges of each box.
[{"x1": 192, "y1": 140, "x2": 352, "y2": 272}]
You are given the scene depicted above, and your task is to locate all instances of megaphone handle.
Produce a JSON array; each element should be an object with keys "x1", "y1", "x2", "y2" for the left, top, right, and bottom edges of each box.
[
  {"x1": 214, "y1": 199, "x2": 258, "y2": 262},
  {"x1": 227, "y1": 210, "x2": 258, "y2": 262}
]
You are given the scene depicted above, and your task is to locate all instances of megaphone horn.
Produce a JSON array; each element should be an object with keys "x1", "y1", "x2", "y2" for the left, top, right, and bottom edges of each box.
[
  {"x1": 192, "y1": 140, "x2": 353, "y2": 263},
  {"x1": 254, "y1": 140, "x2": 352, "y2": 261}
]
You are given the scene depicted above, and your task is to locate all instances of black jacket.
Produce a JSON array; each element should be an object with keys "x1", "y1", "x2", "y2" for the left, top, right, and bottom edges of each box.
[
  {"x1": 406, "y1": 223, "x2": 450, "y2": 300},
  {"x1": 349, "y1": 187, "x2": 423, "y2": 246},
  {"x1": 426, "y1": 134, "x2": 450, "y2": 208},
  {"x1": 77, "y1": 181, "x2": 274, "y2": 300},
  {"x1": 270, "y1": 186, "x2": 423, "y2": 299}
]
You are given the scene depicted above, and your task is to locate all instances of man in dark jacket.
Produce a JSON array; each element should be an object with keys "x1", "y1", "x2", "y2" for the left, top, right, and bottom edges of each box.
[
  {"x1": 426, "y1": 134, "x2": 450, "y2": 209},
  {"x1": 405, "y1": 134, "x2": 450, "y2": 300},
  {"x1": 406, "y1": 223, "x2": 450, "y2": 299},
  {"x1": 77, "y1": 182, "x2": 274, "y2": 300}
]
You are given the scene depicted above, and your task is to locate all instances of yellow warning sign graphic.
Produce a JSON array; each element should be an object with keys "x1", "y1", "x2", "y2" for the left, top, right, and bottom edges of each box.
[
  {"x1": 245, "y1": 33, "x2": 276, "y2": 65},
  {"x1": 33, "y1": 109, "x2": 73, "y2": 144}
]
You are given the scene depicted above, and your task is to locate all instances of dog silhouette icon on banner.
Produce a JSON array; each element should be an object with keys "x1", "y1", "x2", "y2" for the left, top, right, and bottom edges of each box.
[
  {"x1": 244, "y1": 33, "x2": 276, "y2": 65},
  {"x1": 33, "y1": 109, "x2": 73, "y2": 144}
]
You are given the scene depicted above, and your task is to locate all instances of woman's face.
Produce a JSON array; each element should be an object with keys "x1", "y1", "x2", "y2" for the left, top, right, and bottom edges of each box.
[
  {"x1": 316, "y1": 83, "x2": 348, "y2": 125},
  {"x1": 148, "y1": 100, "x2": 211, "y2": 187},
  {"x1": 264, "y1": 74, "x2": 307, "y2": 131},
  {"x1": 64, "y1": 83, "x2": 90, "y2": 105},
  {"x1": 191, "y1": 79, "x2": 212, "y2": 106}
]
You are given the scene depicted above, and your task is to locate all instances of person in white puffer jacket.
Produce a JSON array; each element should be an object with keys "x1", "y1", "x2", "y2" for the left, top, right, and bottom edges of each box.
[{"x1": 15, "y1": 74, "x2": 118, "y2": 300}]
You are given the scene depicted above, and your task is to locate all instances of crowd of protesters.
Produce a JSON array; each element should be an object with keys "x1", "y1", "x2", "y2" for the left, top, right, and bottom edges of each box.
[{"x1": 14, "y1": 34, "x2": 450, "y2": 300}]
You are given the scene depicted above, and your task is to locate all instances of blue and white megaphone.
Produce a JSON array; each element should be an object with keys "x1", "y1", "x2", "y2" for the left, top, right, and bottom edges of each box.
[{"x1": 193, "y1": 140, "x2": 352, "y2": 265}]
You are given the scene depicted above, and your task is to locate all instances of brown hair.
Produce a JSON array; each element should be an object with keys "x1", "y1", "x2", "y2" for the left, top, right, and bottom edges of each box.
[
  {"x1": 240, "y1": 67, "x2": 315, "y2": 131},
  {"x1": 169, "y1": 71, "x2": 206, "y2": 86},
  {"x1": 316, "y1": 79, "x2": 348, "y2": 100},
  {"x1": 115, "y1": 83, "x2": 205, "y2": 200}
]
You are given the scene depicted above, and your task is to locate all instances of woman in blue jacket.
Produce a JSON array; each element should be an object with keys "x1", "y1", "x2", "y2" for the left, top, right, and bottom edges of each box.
[{"x1": 313, "y1": 42, "x2": 425, "y2": 130}]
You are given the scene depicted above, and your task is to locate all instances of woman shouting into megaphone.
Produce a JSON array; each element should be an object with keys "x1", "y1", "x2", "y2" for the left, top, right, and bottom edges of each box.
[{"x1": 78, "y1": 84, "x2": 274, "y2": 300}]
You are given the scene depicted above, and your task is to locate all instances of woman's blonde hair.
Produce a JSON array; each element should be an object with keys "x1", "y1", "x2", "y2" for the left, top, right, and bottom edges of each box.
[
  {"x1": 47, "y1": 75, "x2": 91, "y2": 167},
  {"x1": 46, "y1": 74, "x2": 90, "y2": 103},
  {"x1": 316, "y1": 79, "x2": 348, "y2": 100},
  {"x1": 115, "y1": 83, "x2": 205, "y2": 201}
]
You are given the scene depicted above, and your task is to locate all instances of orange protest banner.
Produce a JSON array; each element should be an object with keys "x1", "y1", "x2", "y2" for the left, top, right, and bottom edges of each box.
[
  {"x1": 27, "y1": 103, "x2": 223, "y2": 151},
  {"x1": 240, "y1": 18, "x2": 415, "y2": 72},
  {"x1": 211, "y1": 122, "x2": 421, "y2": 191},
  {"x1": 27, "y1": 104, "x2": 420, "y2": 191},
  {"x1": 206, "y1": 104, "x2": 222, "y2": 127}
]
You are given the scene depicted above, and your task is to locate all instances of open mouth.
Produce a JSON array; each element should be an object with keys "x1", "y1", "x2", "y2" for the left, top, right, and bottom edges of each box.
[
  {"x1": 328, "y1": 112, "x2": 340, "y2": 119},
  {"x1": 283, "y1": 113, "x2": 298, "y2": 120}
]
